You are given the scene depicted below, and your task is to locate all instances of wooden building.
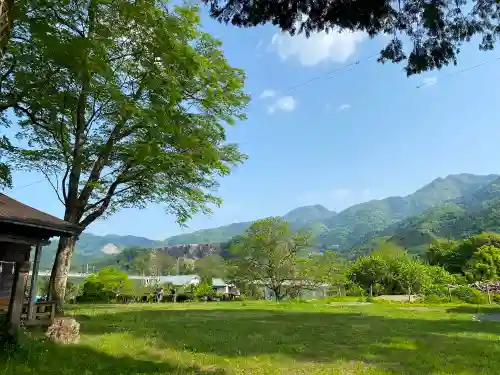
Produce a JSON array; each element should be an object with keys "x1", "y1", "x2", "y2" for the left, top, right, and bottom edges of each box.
[{"x1": 0, "y1": 194, "x2": 79, "y2": 330}]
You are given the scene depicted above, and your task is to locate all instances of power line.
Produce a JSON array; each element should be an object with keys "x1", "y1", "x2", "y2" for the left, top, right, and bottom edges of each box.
[
  {"x1": 416, "y1": 56, "x2": 500, "y2": 88},
  {"x1": 279, "y1": 51, "x2": 500, "y2": 92},
  {"x1": 283, "y1": 53, "x2": 378, "y2": 93},
  {"x1": 9, "y1": 179, "x2": 45, "y2": 191}
]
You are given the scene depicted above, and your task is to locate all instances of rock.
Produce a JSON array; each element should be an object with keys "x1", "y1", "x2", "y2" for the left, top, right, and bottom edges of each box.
[{"x1": 45, "y1": 317, "x2": 80, "y2": 344}]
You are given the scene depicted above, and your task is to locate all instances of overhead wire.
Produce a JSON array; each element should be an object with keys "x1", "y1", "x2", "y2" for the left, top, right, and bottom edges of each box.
[
  {"x1": 416, "y1": 56, "x2": 500, "y2": 88},
  {"x1": 8, "y1": 179, "x2": 45, "y2": 191},
  {"x1": 283, "y1": 53, "x2": 379, "y2": 93},
  {"x1": 277, "y1": 49, "x2": 500, "y2": 92}
]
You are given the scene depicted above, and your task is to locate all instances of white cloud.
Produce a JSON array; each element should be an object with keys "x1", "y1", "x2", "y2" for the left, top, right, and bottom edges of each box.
[
  {"x1": 421, "y1": 76, "x2": 437, "y2": 88},
  {"x1": 338, "y1": 103, "x2": 351, "y2": 111},
  {"x1": 268, "y1": 95, "x2": 297, "y2": 113},
  {"x1": 256, "y1": 39, "x2": 263, "y2": 49},
  {"x1": 259, "y1": 89, "x2": 276, "y2": 99},
  {"x1": 269, "y1": 27, "x2": 366, "y2": 66}
]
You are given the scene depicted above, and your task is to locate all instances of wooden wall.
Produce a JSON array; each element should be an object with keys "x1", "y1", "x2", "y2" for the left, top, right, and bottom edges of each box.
[{"x1": 0, "y1": 242, "x2": 30, "y2": 304}]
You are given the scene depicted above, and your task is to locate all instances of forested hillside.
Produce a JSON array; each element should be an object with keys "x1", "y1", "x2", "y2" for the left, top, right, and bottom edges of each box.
[
  {"x1": 40, "y1": 173, "x2": 500, "y2": 269},
  {"x1": 352, "y1": 177, "x2": 500, "y2": 256}
]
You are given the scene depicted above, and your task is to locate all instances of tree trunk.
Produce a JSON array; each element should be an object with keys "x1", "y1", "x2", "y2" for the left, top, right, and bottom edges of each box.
[
  {"x1": 369, "y1": 284, "x2": 373, "y2": 298},
  {"x1": 487, "y1": 284, "x2": 491, "y2": 304},
  {"x1": 49, "y1": 236, "x2": 77, "y2": 312}
]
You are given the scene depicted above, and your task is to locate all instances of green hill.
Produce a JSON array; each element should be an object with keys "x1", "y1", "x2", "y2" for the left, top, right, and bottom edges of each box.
[
  {"x1": 41, "y1": 173, "x2": 500, "y2": 269},
  {"x1": 354, "y1": 176, "x2": 500, "y2": 254},
  {"x1": 316, "y1": 173, "x2": 499, "y2": 250}
]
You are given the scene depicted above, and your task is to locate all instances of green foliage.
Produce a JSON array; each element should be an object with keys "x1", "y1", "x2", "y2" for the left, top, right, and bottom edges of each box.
[
  {"x1": 204, "y1": 0, "x2": 500, "y2": 75},
  {"x1": 81, "y1": 267, "x2": 132, "y2": 303},
  {"x1": 228, "y1": 217, "x2": 312, "y2": 301},
  {"x1": 1, "y1": 0, "x2": 249, "y2": 302},
  {"x1": 347, "y1": 255, "x2": 388, "y2": 296},
  {"x1": 194, "y1": 282, "x2": 216, "y2": 300},
  {"x1": 452, "y1": 286, "x2": 488, "y2": 305},
  {"x1": 299, "y1": 251, "x2": 346, "y2": 286},
  {"x1": 194, "y1": 254, "x2": 227, "y2": 283},
  {"x1": 425, "y1": 233, "x2": 500, "y2": 278},
  {"x1": 464, "y1": 245, "x2": 500, "y2": 282},
  {"x1": 395, "y1": 259, "x2": 430, "y2": 299}
]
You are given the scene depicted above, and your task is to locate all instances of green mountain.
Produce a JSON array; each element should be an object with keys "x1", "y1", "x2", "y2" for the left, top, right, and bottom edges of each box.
[
  {"x1": 41, "y1": 173, "x2": 500, "y2": 269},
  {"x1": 354, "y1": 176, "x2": 500, "y2": 255},
  {"x1": 40, "y1": 233, "x2": 162, "y2": 270},
  {"x1": 316, "y1": 173, "x2": 499, "y2": 250},
  {"x1": 163, "y1": 204, "x2": 336, "y2": 246}
]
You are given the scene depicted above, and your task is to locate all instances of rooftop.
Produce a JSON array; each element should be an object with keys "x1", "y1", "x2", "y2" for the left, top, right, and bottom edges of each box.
[{"x1": 0, "y1": 194, "x2": 80, "y2": 236}]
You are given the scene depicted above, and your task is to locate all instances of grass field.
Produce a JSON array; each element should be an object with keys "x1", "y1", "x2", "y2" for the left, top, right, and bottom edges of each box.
[{"x1": 3, "y1": 300, "x2": 500, "y2": 375}]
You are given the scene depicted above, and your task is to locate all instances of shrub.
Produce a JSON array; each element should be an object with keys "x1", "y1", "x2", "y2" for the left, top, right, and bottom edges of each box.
[
  {"x1": 492, "y1": 294, "x2": 500, "y2": 304},
  {"x1": 175, "y1": 294, "x2": 191, "y2": 302},
  {"x1": 345, "y1": 283, "x2": 365, "y2": 297},
  {"x1": 452, "y1": 286, "x2": 487, "y2": 304}
]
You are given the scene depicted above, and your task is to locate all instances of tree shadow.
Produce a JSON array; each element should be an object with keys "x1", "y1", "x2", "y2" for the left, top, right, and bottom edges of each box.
[
  {"x1": 5, "y1": 334, "x2": 226, "y2": 375},
  {"x1": 447, "y1": 305, "x2": 500, "y2": 314},
  {"x1": 74, "y1": 307, "x2": 500, "y2": 375}
]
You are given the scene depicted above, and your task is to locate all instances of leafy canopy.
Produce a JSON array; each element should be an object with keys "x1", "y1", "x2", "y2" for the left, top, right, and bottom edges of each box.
[
  {"x1": 228, "y1": 217, "x2": 312, "y2": 300},
  {"x1": 0, "y1": 0, "x2": 249, "y2": 229},
  {"x1": 203, "y1": 0, "x2": 500, "y2": 75}
]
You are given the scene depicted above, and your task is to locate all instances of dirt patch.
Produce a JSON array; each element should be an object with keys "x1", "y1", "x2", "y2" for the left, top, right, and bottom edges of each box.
[{"x1": 375, "y1": 295, "x2": 418, "y2": 302}]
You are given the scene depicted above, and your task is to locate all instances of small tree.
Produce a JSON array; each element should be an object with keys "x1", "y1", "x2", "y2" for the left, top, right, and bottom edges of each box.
[
  {"x1": 82, "y1": 267, "x2": 132, "y2": 302},
  {"x1": 194, "y1": 254, "x2": 227, "y2": 284},
  {"x1": 347, "y1": 256, "x2": 387, "y2": 298},
  {"x1": 395, "y1": 260, "x2": 430, "y2": 302},
  {"x1": 298, "y1": 251, "x2": 345, "y2": 297},
  {"x1": 229, "y1": 217, "x2": 311, "y2": 301},
  {"x1": 194, "y1": 282, "x2": 215, "y2": 301}
]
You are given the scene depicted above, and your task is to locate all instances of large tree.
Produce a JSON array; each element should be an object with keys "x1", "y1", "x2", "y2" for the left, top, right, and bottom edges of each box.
[
  {"x1": 203, "y1": 0, "x2": 500, "y2": 75},
  {"x1": 0, "y1": 0, "x2": 249, "y2": 306}
]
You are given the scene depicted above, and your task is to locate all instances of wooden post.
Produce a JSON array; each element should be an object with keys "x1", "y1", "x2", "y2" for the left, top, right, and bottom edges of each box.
[
  {"x1": 27, "y1": 244, "x2": 42, "y2": 321},
  {"x1": 7, "y1": 261, "x2": 29, "y2": 330}
]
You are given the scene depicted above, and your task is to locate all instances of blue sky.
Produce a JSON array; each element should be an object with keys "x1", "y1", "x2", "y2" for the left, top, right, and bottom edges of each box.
[{"x1": 5, "y1": 8, "x2": 500, "y2": 240}]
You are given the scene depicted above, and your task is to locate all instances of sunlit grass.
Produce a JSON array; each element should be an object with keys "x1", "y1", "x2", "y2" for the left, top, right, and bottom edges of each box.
[{"x1": 4, "y1": 300, "x2": 500, "y2": 374}]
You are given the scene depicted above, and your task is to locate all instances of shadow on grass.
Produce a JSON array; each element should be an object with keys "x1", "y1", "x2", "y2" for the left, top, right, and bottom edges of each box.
[
  {"x1": 447, "y1": 305, "x2": 500, "y2": 314},
  {"x1": 3, "y1": 334, "x2": 226, "y2": 375},
  {"x1": 75, "y1": 307, "x2": 500, "y2": 375}
]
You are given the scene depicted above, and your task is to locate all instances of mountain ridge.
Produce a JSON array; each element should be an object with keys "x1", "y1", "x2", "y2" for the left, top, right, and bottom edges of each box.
[{"x1": 39, "y1": 173, "x2": 500, "y2": 268}]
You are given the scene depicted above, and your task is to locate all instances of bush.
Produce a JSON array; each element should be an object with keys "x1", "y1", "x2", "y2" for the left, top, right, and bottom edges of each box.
[
  {"x1": 345, "y1": 283, "x2": 365, "y2": 297},
  {"x1": 175, "y1": 294, "x2": 191, "y2": 303},
  {"x1": 422, "y1": 285, "x2": 452, "y2": 303},
  {"x1": 492, "y1": 294, "x2": 500, "y2": 304},
  {"x1": 452, "y1": 286, "x2": 488, "y2": 304}
]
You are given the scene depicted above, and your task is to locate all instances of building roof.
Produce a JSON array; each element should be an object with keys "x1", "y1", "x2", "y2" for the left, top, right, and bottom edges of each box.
[
  {"x1": 212, "y1": 278, "x2": 228, "y2": 287},
  {"x1": 0, "y1": 194, "x2": 80, "y2": 236},
  {"x1": 157, "y1": 274, "x2": 200, "y2": 286}
]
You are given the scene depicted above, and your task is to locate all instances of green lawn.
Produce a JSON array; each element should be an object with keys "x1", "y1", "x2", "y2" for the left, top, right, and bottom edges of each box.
[{"x1": 4, "y1": 300, "x2": 500, "y2": 374}]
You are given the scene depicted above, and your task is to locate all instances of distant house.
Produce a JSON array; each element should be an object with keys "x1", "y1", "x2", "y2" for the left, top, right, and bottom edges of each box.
[
  {"x1": 156, "y1": 274, "x2": 200, "y2": 287},
  {"x1": 212, "y1": 278, "x2": 239, "y2": 296},
  {"x1": 147, "y1": 274, "x2": 239, "y2": 296}
]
